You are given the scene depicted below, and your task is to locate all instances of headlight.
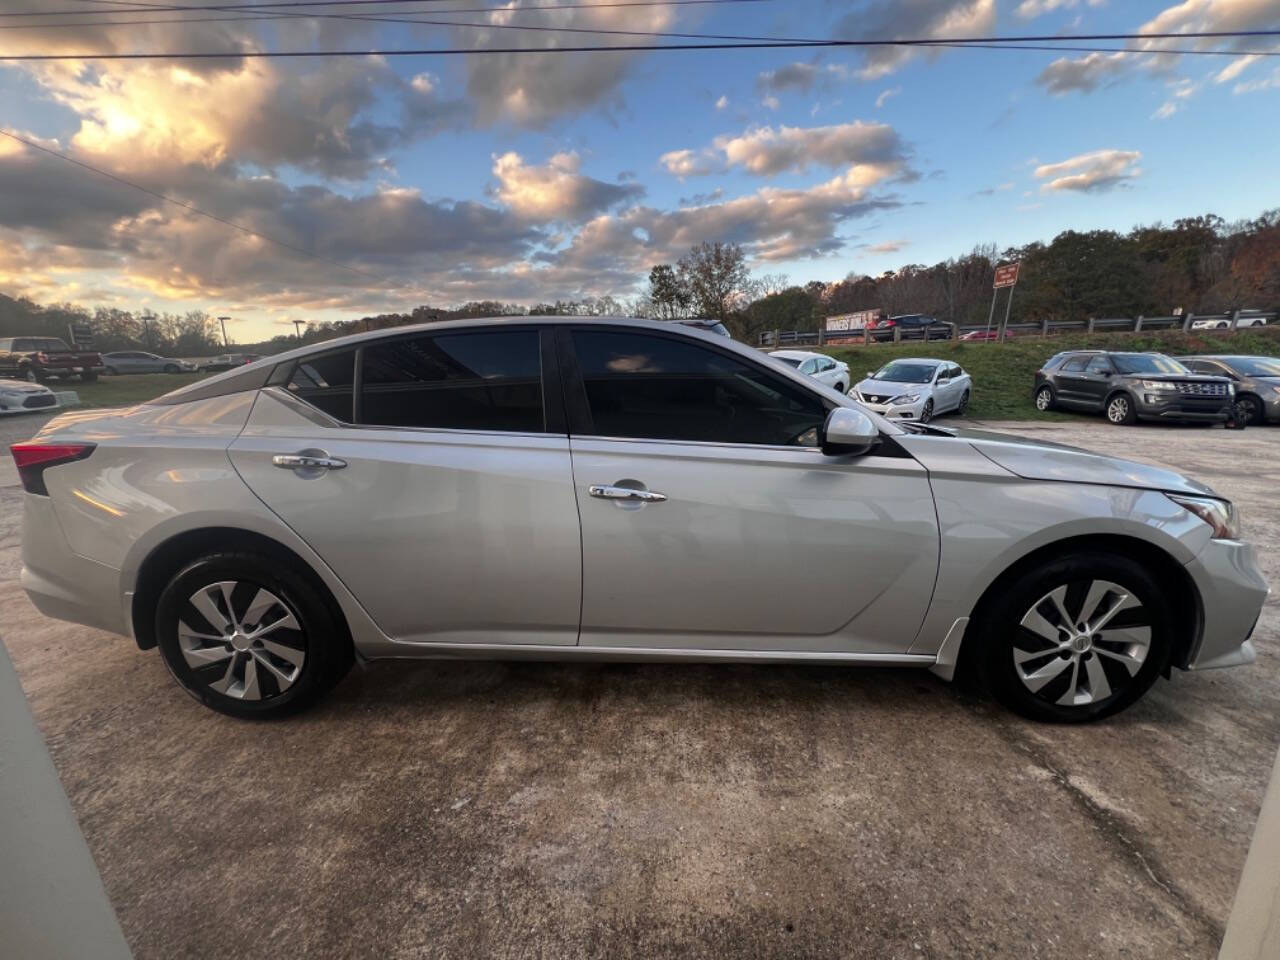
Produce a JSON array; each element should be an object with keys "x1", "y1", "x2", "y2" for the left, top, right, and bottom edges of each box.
[
  {"x1": 890, "y1": 393, "x2": 920, "y2": 405},
  {"x1": 1167, "y1": 494, "x2": 1241, "y2": 540},
  {"x1": 1141, "y1": 380, "x2": 1178, "y2": 391}
]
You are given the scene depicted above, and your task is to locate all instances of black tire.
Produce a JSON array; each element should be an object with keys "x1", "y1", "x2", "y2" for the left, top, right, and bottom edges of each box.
[
  {"x1": 163, "y1": 363, "x2": 180, "y2": 373},
  {"x1": 920, "y1": 398, "x2": 934, "y2": 423},
  {"x1": 80, "y1": 370, "x2": 98, "y2": 382},
  {"x1": 104, "y1": 366, "x2": 118, "y2": 376},
  {"x1": 1234, "y1": 394, "x2": 1263, "y2": 426},
  {"x1": 1105, "y1": 392, "x2": 1137, "y2": 425},
  {"x1": 975, "y1": 551, "x2": 1173, "y2": 722},
  {"x1": 1034, "y1": 385, "x2": 1054, "y2": 412},
  {"x1": 156, "y1": 551, "x2": 353, "y2": 719},
  {"x1": 957, "y1": 390, "x2": 970, "y2": 415},
  {"x1": 834, "y1": 381, "x2": 846, "y2": 394},
  {"x1": 22, "y1": 365, "x2": 45, "y2": 384}
]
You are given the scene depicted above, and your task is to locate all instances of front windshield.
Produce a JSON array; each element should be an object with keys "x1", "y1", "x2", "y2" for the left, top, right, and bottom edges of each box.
[
  {"x1": 1224, "y1": 357, "x2": 1280, "y2": 376},
  {"x1": 1111, "y1": 354, "x2": 1189, "y2": 375},
  {"x1": 773, "y1": 356, "x2": 802, "y2": 368},
  {"x1": 872, "y1": 361, "x2": 937, "y2": 384}
]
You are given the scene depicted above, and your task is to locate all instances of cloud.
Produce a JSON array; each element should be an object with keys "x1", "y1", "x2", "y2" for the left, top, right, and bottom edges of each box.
[
  {"x1": 974, "y1": 181, "x2": 1015, "y2": 196},
  {"x1": 714, "y1": 95, "x2": 729, "y2": 110},
  {"x1": 1214, "y1": 54, "x2": 1261, "y2": 84},
  {"x1": 1034, "y1": 149, "x2": 1143, "y2": 192},
  {"x1": 1234, "y1": 66, "x2": 1280, "y2": 93},
  {"x1": 1035, "y1": 1, "x2": 1280, "y2": 95},
  {"x1": 1036, "y1": 52, "x2": 1130, "y2": 94},
  {"x1": 861, "y1": 240, "x2": 909, "y2": 254},
  {"x1": 491, "y1": 152, "x2": 643, "y2": 223},
  {"x1": 1016, "y1": 0, "x2": 1106, "y2": 19},
  {"x1": 875, "y1": 87, "x2": 903, "y2": 108},
  {"x1": 666, "y1": 121, "x2": 914, "y2": 182},
  {"x1": 460, "y1": 1, "x2": 677, "y2": 127},
  {"x1": 833, "y1": 0, "x2": 997, "y2": 80},
  {"x1": 755, "y1": 62, "x2": 851, "y2": 96}
]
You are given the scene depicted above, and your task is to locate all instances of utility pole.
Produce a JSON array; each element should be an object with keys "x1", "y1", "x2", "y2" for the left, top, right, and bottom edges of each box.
[
  {"x1": 291, "y1": 319, "x2": 306, "y2": 341},
  {"x1": 216, "y1": 316, "x2": 230, "y2": 348}
]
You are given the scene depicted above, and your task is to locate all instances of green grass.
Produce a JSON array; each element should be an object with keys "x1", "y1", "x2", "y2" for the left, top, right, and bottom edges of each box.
[
  {"x1": 821, "y1": 327, "x2": 1280, "y2": 421},
  {"x1": 59, "y1": 372, "x2": 212, "y2": 408}
]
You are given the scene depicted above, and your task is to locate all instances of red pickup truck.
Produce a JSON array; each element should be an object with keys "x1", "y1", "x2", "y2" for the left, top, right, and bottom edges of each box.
[{"x1": 0, "y1": 337, "x2": 105, "y2": 383}]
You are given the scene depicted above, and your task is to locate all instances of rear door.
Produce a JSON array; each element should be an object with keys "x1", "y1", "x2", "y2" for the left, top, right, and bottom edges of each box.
[
  {"x1": 560, "y1": 326, "x2": 938, "y2": 654},
  {"x1": 229, "y1": 326, "x2": 582, "y2": 647},
  {"x1": 1053, "y1": 355, "x2": 1092, "y2": 405},
  {"x1": 1081, "y1": 355, "x2": 1115, "y2": 407}
]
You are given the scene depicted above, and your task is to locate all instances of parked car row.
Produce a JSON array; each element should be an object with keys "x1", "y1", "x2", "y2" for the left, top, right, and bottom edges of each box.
[
  {"x1": 1034, "y1": 351, "x2": 1279, "y2": 426},
  {"x1": 102, "y1": 351, "x2": 196, "y2": 375}
]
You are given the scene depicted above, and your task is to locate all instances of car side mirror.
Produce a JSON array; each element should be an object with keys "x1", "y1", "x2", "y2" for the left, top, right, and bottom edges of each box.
[{"x1": 822, "y1": 407, "x2": 879, "y2": 457}]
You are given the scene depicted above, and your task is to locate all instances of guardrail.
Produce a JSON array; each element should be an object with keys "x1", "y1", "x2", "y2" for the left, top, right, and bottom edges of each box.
[{"x1": 757, "y1": 310, "x2": 1275, "y2": 348}]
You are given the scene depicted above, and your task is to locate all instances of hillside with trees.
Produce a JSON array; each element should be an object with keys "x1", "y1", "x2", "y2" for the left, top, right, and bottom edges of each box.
[{"x1": 2, "y1": 210, "x2": 1276, "y2": 354}]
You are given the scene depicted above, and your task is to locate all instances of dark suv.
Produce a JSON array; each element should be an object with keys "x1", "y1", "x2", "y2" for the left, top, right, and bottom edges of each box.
[
  {"x1": 1033, "y1": 351, "x2": 1234, "y2": 425},
  {"x1": 870, "y1": 314, "x2": 954, "y2": 342}
]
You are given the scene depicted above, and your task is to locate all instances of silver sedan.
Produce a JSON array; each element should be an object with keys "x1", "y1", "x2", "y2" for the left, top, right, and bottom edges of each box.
[{"x1": 13, "y1": 317, "x2": 1268, "y2": 722}]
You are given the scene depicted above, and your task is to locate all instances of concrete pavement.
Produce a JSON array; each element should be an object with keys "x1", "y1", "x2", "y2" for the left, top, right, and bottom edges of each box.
[{"x1": 1, "y1": 410, "x2": 1277, "y2": 959}]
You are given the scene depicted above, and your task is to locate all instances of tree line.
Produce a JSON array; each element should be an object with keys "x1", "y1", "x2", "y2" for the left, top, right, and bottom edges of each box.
[{"x1": 2, "y1": 210, "x2": 1276, "y2": 355}]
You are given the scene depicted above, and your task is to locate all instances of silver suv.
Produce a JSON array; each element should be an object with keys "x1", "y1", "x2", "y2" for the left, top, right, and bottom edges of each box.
[{"x1": 13, "y1": 318, "x2": 1268, "y2": 722}]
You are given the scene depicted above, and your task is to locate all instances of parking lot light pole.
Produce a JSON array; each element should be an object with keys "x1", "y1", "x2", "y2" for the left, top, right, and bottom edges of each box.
[{"x1": 216, "y1": 316, "x2": 230, "y2": 348}]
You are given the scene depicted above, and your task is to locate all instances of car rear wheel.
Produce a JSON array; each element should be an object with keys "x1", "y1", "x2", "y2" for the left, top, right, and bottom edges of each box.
[
  {"x1": 104, "y1": 366, "x2": 118, "y2": 376},
  {"x1": 1234, "y1": 394, "x2": 1263, "y2": 426},
  {"x1": 975, "y1": 552, "x2": 1172, "y2": 722},
  {"x1": 1106, "y1": 394, "x2": 1136, "y2": 425},
  {"x1": 164, "y1": 363, "x2": 180, "y2": 373},
  {"x1": 156, "y1": 551, "x2": 353, "y2": 719},
  {"x1": 22, "y1": 366, "x2": 43, "y2": 384},
  {"x1": 1034, "y1": 385, "x2": 1054, "y2": 411}
]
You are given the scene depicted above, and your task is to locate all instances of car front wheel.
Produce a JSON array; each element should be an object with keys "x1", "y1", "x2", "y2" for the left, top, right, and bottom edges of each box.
[
  {"x1": 957, "y1": 390, "x2": 970, "y2": 415},
  {"x1": 1106, "y1": 394, "x2": 1137, "y2": 425},
  {"x1": 975, "y1": 552, "x2": 1172, "y2": 722},
  {"x1": 156, "y1": 551, "x2": 353, "y2": 719},
  {"x1": 1234, "y1": 395, "x2": 1263, "y2": 426}
]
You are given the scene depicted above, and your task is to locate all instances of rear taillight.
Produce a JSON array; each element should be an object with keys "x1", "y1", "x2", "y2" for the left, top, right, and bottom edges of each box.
[{"x1": 9, "y1": 442, "x2": 96, "y2": 496}]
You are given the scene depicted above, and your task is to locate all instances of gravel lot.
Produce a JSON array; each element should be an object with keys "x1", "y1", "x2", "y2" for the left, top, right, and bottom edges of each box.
[{"x1": 1, "y1": 410, "x2": 1277, "y2": 960}]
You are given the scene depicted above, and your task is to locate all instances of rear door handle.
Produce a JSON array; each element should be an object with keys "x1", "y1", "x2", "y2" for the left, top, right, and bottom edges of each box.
[
  {"x1": 589, "y1": 484, "x2": 667, "y2": 503},
  {"x1": 272, "y1": 453, "x2": 347, "y2": 470}
]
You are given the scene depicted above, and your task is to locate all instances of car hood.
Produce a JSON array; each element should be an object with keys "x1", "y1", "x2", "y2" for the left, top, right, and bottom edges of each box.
[
  {"x1": 855, "y1": 378, "x2": 931, "y2": 395},
  {"x1": 937, "y1": 426, "x2": 1219, "y2": 497},
  {"x1": 0, "y1": 379, "x2": 50, "y2": 393}
]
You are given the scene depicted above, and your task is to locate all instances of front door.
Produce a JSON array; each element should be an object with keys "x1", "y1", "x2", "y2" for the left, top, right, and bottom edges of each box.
[
  {"x1": 561, "y1": 327, "x2": 939, "y2": 654},
  {"x1": 229, "y1": 328, "x2": 582, "y2": 646}
]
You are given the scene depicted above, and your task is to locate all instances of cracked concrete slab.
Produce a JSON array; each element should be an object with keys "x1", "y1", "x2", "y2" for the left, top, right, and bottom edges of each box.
[{"x1": 0, "y1": 411, "x2": 1276, "y2": 959}]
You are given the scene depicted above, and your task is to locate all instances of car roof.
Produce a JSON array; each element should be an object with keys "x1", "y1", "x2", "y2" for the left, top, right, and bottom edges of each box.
[
  {"x1": 769, "y1": 350, "x2": 823, "y2": 360},
  {"x1": 879, "y1": 357, "x2": 944, "y2": 366}
]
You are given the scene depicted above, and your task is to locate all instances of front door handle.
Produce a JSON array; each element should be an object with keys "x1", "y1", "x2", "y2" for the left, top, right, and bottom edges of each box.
[
  {"x1": 589, "y1": 484, "x2": 667, "y2": 503},
  {"x1": 273, "y1": 452, "x2": 347, "y2": 471}
]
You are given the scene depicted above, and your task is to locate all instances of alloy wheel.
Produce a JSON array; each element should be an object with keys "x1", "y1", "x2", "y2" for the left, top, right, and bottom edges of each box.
[
  {"x1": 1107, "y1": 396, "x2": 1130, "y2": 423},
  {"x1": 1012, "y1": 580, "x2": 1150, "y2": 707},
  {"x1": 1035, "y1": 388, "x2": 1052, "y2": 411},
  {"x1": 177, "y1": 580, "x2": 307, "y2": 701},
  {"x1": 1234, "y1": 396, "x2": 1261, "y2": 426}
]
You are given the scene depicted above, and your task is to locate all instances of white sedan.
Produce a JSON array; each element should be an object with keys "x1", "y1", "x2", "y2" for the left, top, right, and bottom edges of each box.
[
  {"x1": 851, "y1": 358, "x2": 972, "y2": 422},
  {"x1": 0, "y1": 378, "x2": 60, "y2": 415},
  {"x1": 768, "y1": 350, "x2": 850, "y2": 392}
]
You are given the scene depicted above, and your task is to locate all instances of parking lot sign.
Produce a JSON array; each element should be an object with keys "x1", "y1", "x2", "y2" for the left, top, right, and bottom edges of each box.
[{"x1": 994, "y1": 263, "x2": 1020, "y2": 289}]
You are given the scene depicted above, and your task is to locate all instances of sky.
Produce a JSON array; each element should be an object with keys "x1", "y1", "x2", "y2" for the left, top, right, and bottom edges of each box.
[{"x1": 1, "y1": 0, "x2": 1278, "y2": 342}]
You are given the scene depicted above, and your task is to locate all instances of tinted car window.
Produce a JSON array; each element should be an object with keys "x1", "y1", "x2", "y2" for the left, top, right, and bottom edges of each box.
[
  {"x1": 873, "y1": 361, "x2": 936, "y2": 384},
  {"x1": 287, "y1": 350, "x2": 356, "y2": 421},
  {"x1": 1086, "y1": 357, "x2": 1112, "y2": 374},
  {"x1": 1060, "y1": 356, "x2": 1089, "y2": 372},
  {"x1": 361, "y1": 330, "x2": 544, "y2": 433},
  {"x1": 1111, "y1": 354, "x2": 1189, "y2": 375},
  {"x1": 1223, "y1": 357, "x2": 1280, "y2": 376},
  {"x1": 571, "y1": 329, "x2": 827, "y2": 447}
]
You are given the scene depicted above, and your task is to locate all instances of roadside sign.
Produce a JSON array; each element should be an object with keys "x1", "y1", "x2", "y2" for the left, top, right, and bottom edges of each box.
[
  {"x1": 993, "y1": 262, "x2": 1020, "y2": 289},
  {"x1": 825, "y1": 309, "x2": 881, "y2": 332}
]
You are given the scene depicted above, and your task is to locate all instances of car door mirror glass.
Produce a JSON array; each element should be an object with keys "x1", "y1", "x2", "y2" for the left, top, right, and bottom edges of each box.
[{"x1": 822, "y1": 407, "x2": 879, "y2": 457}]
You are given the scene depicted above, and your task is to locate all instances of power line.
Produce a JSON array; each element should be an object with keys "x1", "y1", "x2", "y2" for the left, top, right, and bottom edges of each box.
[
  {"x1": 4, "y1": 30, "x2": 1280, "y2": 60},
  {"x1": 0, "y1": 128, "x2": 395, "y2": 286},
  {"x1": 6, "y1": 0, "x2": 765, "y2": 17}
]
